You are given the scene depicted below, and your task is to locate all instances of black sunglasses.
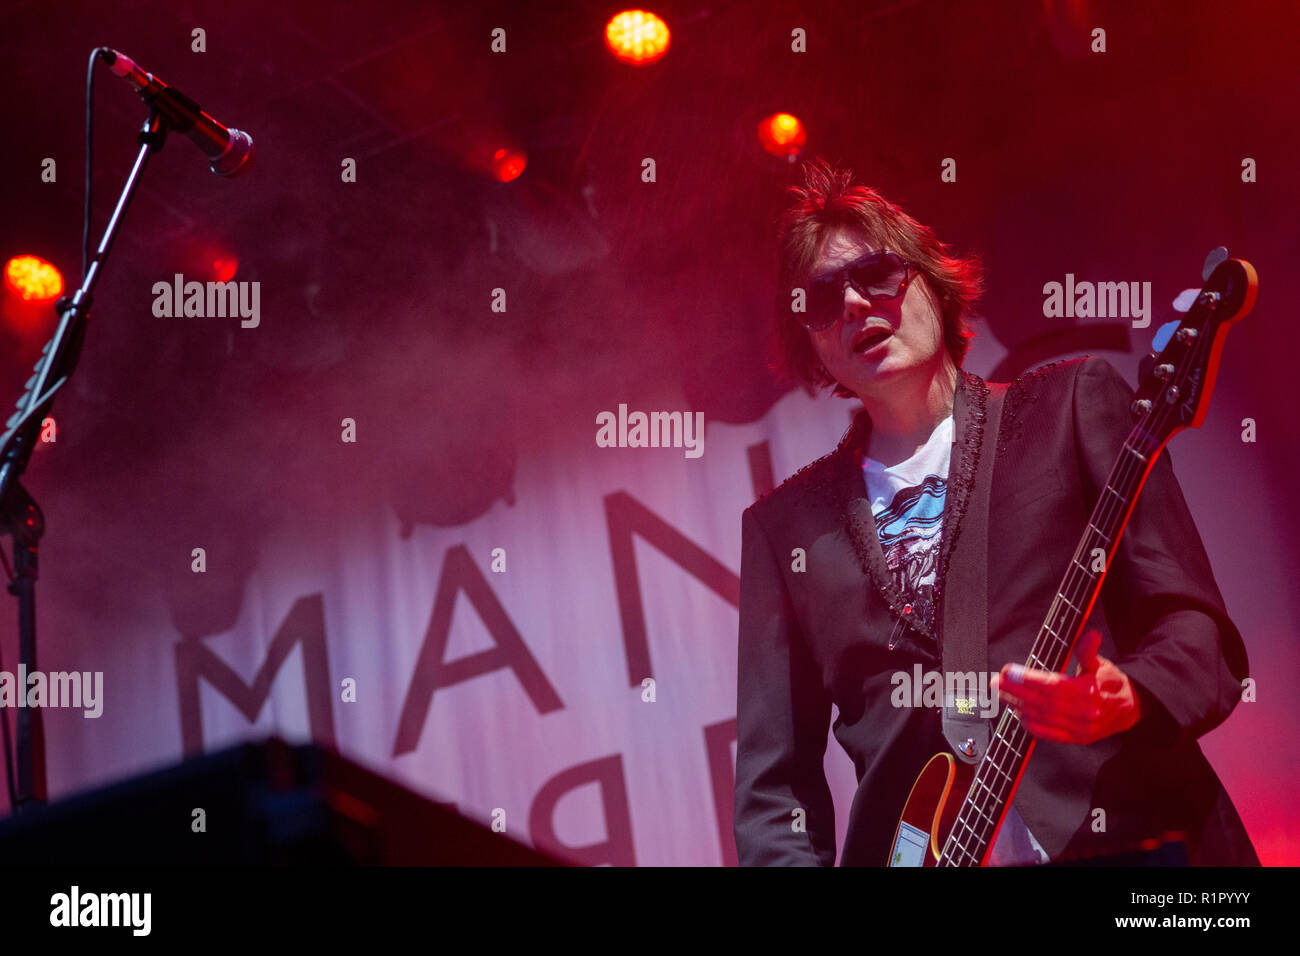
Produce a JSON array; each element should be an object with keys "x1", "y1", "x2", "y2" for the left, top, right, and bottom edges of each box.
[{"x1": 798, "y1": 249, "x2": 913, "y2": 332}]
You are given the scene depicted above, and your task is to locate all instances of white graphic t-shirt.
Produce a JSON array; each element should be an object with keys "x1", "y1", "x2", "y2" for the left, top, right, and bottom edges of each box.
[
  {"x1": 862, "y1": 416, "x2": 954, "y2": 639},
  {"x1": 863, "y1": 414, "x2": 1049, "y2": 866}
]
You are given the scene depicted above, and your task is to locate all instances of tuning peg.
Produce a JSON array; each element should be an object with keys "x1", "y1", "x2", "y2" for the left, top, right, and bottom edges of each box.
[
  {"x1": 1172, "y1": 289, "x2": 1200, "y2": 313},
  {"x1": 1152, "y1": 318, "x2": 1181, "y2": 350},
  {"x1": 1202, "y1": 246, "x2": 1229, "y2": 282}
]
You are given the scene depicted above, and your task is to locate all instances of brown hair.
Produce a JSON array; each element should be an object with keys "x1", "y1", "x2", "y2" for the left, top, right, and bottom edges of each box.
[{"x1": 773, "y1": 158, "x2": 982, "y2": 399}]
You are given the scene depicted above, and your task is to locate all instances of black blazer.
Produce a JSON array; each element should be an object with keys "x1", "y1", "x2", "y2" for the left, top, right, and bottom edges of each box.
[{"x1": 735, "y1": 356, "x2": 1259, "y2": 866}]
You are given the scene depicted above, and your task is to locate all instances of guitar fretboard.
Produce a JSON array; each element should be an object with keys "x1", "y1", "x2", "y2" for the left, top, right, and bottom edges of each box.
[{"x1": 938, "y1": 424, "x2": 1164, "y2": 866}]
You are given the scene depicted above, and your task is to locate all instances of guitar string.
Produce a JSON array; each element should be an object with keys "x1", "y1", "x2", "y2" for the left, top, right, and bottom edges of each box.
[
  {"x1": 941, "y1": 428, "x2": 1149, "y2": 865},
  {"x1": 947, "y1": 332, "x2": 1208, "y2": 863},
  {"x1": 943, "y1": 421, "x2": 1162, "y2": 865},
  {"x1": 944, "y1": 432, "x2": 1143, "y2": 863},
  {"x1": 937, "y1": 324, "x2": 1208, "y2": 865}
]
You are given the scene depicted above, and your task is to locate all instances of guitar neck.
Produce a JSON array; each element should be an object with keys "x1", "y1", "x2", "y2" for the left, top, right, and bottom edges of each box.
[
  {"x1": 938, "y1": 421, "x2": 1165, "y2": 866},
  {"x1": 925, "y1": 252, "x2": 1254, "y2": 866}
]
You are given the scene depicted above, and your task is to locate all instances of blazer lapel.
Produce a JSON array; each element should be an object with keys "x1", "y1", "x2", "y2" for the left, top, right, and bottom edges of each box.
[{"x1": 934, "y1": 370, "x2": 989, "y2": 636}]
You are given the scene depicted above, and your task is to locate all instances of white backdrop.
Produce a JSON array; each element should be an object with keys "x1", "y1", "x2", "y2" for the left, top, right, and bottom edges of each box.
[{"x1": 17, "y1": 325, "x2": 1295, "y2": 865}]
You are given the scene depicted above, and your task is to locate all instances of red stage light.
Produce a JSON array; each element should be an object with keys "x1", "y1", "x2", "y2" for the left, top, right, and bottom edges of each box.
[
  {"x1": 758, "y1": 112, "x2": 807, "y2": 160},
  {"x1": 491, "y1": 147, "x2": 527, "y2": 182},
  {"x1": 605, "y1": 10, "x2": 671, "y2": 65},
  {"x1": 4, "y1": 255, "x2": 64, "y2": 303},
  {"x1": 211, "y1": 255, "x2": 239, "y2": 283}
]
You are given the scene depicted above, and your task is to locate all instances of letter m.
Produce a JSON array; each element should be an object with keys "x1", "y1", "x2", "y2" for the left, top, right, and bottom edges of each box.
[
  {"x1": 175, "y1": 594, "x2": 334, "y2": 755},
  {"x1": 207, "y1": 280, "x2": 239, "y2": 317},
  {"x1": 1096, "y1": 281, "x2": 1129, "y2": 318}
]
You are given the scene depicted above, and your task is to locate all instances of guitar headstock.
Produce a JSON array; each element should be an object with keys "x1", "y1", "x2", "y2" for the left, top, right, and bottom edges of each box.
[{"x1": 1131, "y1": 247, "x2": 1257, "y2": 443}]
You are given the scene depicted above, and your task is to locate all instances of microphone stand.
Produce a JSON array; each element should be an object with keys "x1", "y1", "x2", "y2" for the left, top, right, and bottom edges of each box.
[{"x1": 0, "y1": 107, "x2": 172, "y2": 811}]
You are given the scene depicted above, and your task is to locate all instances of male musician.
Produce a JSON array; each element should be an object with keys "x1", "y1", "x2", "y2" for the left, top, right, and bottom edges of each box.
[{"x1": 734, "y1": 157, "x2": 1259, "y2": 866}]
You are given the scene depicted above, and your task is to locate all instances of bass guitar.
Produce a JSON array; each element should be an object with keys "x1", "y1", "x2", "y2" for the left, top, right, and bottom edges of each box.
[{"x1": 887, "y1": 247, "x2": 1258, "y2": 867}]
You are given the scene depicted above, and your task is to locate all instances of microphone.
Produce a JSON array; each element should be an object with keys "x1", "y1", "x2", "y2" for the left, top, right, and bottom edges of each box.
[{"x1": 97, "y1": 47, "x2": 255, "y2": 177}]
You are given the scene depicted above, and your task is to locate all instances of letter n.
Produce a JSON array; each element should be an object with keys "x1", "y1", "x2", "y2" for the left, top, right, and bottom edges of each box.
[
  {"x1": 175, "y1": 594, "x2": 334, "y2": 756},
  {"x1": 393, "y1": 545, "x2": 562, "y2": 757},
  {"x1": 704, "y1": 717, "x2": 739, "y2": 867},
  {"x1": 746, "y1": 441, "x2": 775, "y2": 498},
  {"x1": 604, "y1": 492, "x2": 740, "y2": 685}
]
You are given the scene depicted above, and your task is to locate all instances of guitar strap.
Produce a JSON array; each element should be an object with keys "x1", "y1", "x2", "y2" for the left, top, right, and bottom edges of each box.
[{"x1": 940, "y1": 379, "x2": 1007, "y2": 765}]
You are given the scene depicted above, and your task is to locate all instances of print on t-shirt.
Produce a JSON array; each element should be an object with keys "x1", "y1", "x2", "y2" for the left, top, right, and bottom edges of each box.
[
  {"x1": 863, "y1": 415, "x2": 953, "y2": 640},
  {"x1": 874, "y1": 474, "x2": 945, "y2": 637}
]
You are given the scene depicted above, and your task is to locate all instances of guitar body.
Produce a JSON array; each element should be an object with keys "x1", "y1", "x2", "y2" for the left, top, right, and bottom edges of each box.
[{"x1": 888, "y1": 753, "x2": 974, "y2": 866}]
